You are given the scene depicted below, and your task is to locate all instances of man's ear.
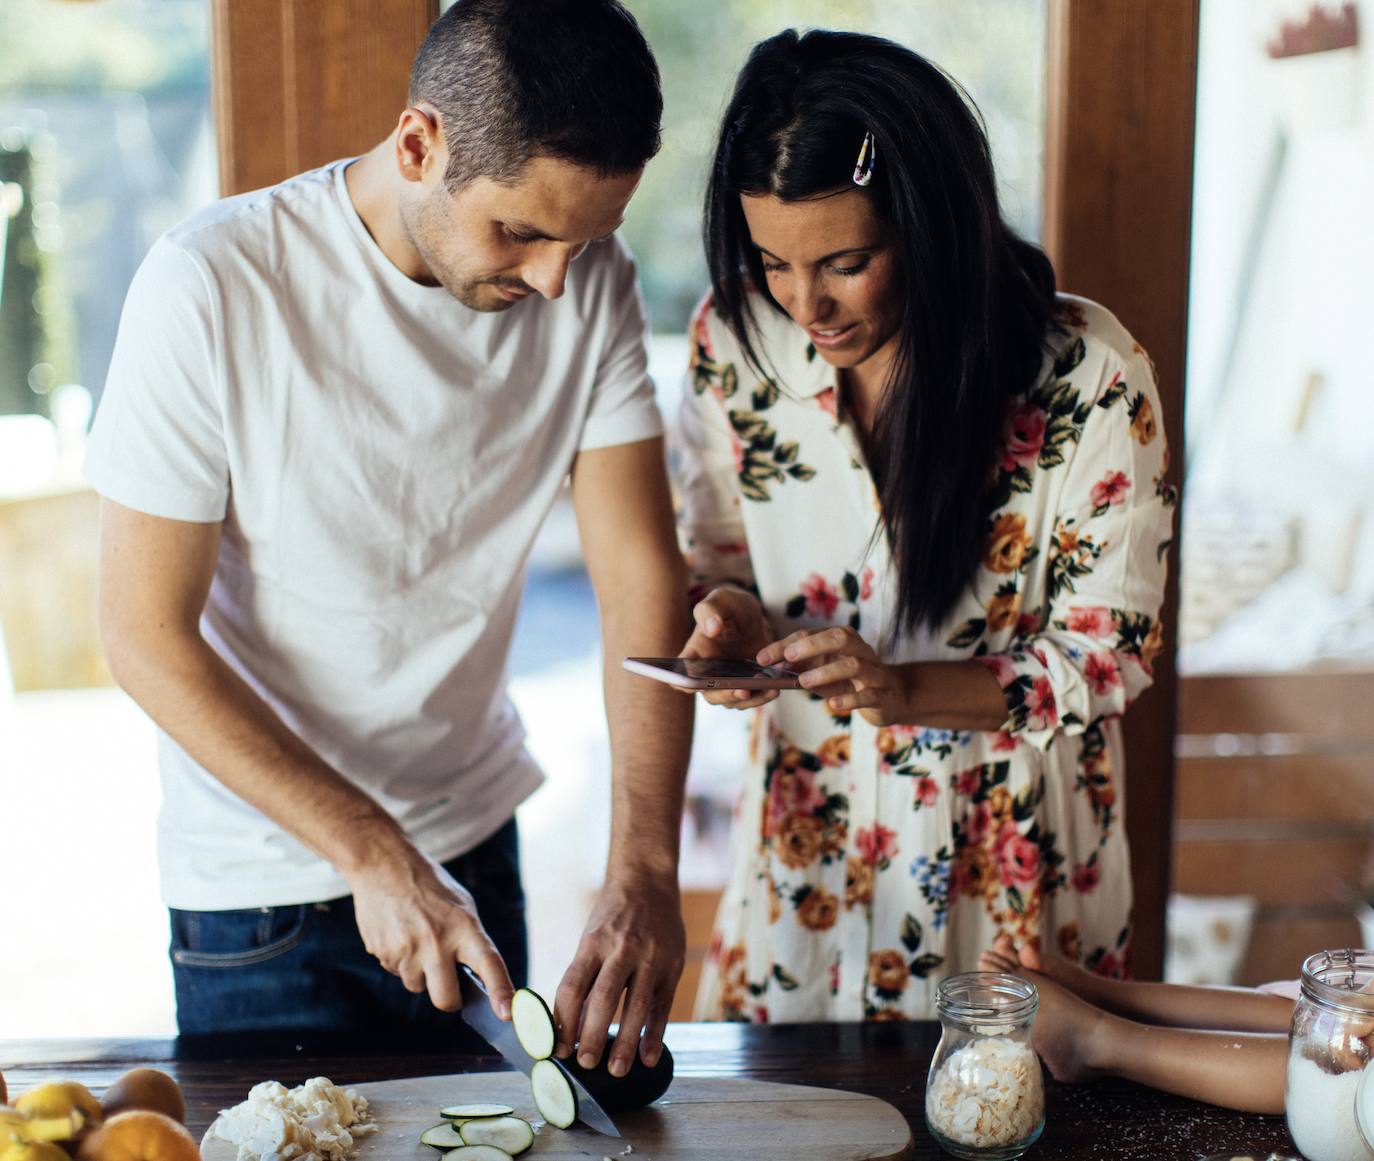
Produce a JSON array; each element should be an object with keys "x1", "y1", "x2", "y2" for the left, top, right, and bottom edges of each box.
[{"x1": 395, "y1": 104, "x2": 444, "y2": 183}]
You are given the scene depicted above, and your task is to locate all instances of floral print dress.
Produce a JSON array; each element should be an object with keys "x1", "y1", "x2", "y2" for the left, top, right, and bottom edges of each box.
[{"x1": 677, "y1": 292, "x2": 1176, "y2": 1022}]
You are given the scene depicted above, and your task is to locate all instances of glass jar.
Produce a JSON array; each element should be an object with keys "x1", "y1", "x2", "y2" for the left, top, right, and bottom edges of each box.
[
  {"x1": 1286, "y1": 949, "x2": 1374, "y2": 1161},
  {"x1": 925, "y1": 972, "x2": 1045, "y2": 1160}
]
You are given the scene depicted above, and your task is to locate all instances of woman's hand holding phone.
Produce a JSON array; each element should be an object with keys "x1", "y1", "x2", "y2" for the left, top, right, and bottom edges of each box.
[
  {"x1": 680, "y1": 587, "x2": 783, "y2": 708},
  {"x1": 757, "y1": 626, "x2": 912, "y2": 725}
]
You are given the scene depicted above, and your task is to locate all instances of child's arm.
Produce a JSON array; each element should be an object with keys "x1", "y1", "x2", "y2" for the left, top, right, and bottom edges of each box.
[
  {"x1": 984, "y1": 936, "x2": 1295, "y2": 1033},
  {"x1": 1060, "y1": 973, "x2": 1295, "y2": 1034}
]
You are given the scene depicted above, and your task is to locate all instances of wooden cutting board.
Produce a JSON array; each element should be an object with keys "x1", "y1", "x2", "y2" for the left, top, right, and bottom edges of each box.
[{"x1": 200, "y1": 1070, "x2": 914, "y2": 1160}]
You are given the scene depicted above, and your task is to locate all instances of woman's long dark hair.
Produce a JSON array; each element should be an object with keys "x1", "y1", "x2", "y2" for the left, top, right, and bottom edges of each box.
[{"x1": 705, "y1": 29, "x2": 1057, "y2": 636}]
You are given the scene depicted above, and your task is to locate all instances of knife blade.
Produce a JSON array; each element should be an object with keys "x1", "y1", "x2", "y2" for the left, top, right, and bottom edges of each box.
[{"x1": 457, "y1": 964, "x2": 622, "y2": 1138}]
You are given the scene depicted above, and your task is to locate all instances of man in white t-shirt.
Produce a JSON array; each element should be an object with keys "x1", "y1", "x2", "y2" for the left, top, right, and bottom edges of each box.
[{"x1": 87, "y1": 0, "x2": 690, "y2": 1074}]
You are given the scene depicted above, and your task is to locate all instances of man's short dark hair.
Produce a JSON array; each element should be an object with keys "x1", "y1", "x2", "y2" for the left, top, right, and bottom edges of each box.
[{"x1": 410, "y1": 0, "x2": 662, "y2": 189}]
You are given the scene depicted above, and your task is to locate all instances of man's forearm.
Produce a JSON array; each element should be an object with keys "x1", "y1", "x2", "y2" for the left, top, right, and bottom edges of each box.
[
  {"x1": 598, "y1": 599, "x2": 694, "y2": 885},
  {"x1": 569, "y1": 436, "x2": 695, "y2": 886},
  {"x1": 107, "y1": 629, "x2": 414, "y2": 879}
]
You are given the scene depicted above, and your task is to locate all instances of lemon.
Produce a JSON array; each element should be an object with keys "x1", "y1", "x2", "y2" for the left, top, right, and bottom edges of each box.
[
  {"x1": 0, "y1": 1143, "x2": 71, "y2": 1161},
  {"x1": 15, "y1": 1081, "x2": 100, "y2": 1127}
]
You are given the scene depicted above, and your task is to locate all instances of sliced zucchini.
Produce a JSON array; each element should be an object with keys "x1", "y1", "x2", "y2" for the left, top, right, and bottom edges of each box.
[
  {"x1": 440, "y1": 1147, "x2": 514, "y2": 1161},
  {"x1": 459, "y1": 1115, "x2": 534, "y2": 1155},
  {"x1": 511, "y1": 988, "x2": 557, "y2": 1061},
  {"x1": 440, "y1": 1103, "x2": 515, "y2": 1120},
  {"x1": 529, "y1": 1058, "x2": 576, "y2": 1129},
  {"x1": 421, "y1": 1122, "x2": 466, "y2": 1149}
]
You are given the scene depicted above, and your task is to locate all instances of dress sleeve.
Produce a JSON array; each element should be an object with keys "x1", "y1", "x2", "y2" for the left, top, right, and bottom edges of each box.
[
  {"x1": 672, "y1": 298, "x2": 759, "y2": 604},
  {"x1": 977, "y1": 341, "x2": 1175, "y2": 748}
]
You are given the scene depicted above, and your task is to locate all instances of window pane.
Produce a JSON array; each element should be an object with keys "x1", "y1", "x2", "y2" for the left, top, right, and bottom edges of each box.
[{"x1": 0, "y1": 0, "x2": 214, "y2": 422}]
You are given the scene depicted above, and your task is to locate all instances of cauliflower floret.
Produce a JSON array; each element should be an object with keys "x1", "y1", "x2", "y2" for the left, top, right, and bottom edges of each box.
[{"x1": 210, "y1": 1076, "x2": 376, "y2": 1161}]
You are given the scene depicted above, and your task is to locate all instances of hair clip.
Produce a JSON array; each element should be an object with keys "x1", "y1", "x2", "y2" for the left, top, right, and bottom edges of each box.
[{"x1": 852, "y1": 130, "x2": 876, "y2": 187}]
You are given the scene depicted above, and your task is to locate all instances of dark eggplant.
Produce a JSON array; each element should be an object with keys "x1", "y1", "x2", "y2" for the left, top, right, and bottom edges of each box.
[{"x1": 562, "y1": 1041, "x2": 675, "y2": 1112}]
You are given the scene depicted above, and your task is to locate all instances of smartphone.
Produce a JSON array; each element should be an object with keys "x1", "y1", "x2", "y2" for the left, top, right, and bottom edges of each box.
[{"x1": 622, "y1": 656, "x2": 801, "y2": 690}]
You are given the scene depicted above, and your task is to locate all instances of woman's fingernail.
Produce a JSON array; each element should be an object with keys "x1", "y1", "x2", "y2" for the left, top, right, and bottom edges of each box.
[
  {"x1": 798, "y1": 672, "x2": 813, "y2": 687},
  {"x1": 707, "y1": 617, "x2": 721, "y2": 634},
  {"x1": 609, "y1": 1057, "x2": 628, "y2": 1078},
  {"x1": 579, "y1": 1052, "x2": 598, "y2": 1069},
  {"x1": 784, "y1": 645, "x2": 798, "y2": 660}
]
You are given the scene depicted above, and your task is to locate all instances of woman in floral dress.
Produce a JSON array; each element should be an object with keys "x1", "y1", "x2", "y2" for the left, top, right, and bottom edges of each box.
[{"x1": 676, "y1": 29, "x2": 1176, "y2": 1021}]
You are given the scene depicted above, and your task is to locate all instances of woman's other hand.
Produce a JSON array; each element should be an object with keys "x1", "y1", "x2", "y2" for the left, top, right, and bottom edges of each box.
[
  {"x1": 680, "y1": 586, "x2": 780, "y2": 708},
  {"x1": 758, "y1": 627, "x2": 912, "y2": 725}
]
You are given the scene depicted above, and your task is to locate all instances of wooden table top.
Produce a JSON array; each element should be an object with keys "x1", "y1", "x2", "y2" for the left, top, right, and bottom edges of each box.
[{"x1": 0, "y1": 1022, "x2": 1297, "y2": 1159}]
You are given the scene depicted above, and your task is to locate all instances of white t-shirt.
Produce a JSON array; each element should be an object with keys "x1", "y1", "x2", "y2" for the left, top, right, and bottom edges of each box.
[{"x1": 86, "y1": 160, "x2": 663, "y2": 910}]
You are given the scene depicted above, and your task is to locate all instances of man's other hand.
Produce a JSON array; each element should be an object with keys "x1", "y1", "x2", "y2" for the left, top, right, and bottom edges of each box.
[{"x1": 552, "y1": 873, "x2": 684, "y2": 1076}]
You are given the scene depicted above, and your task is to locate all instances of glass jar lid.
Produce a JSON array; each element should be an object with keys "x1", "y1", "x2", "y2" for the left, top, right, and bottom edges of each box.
[
  {"x1": 936, "y1": 971, "x2": 1039, "y2": 1025},
  {"x1": 1301, "y1": 949, "x2": 1374, "y2": 1018}
]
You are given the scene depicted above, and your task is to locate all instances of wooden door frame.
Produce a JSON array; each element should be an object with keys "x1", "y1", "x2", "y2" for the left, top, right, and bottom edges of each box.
[
  {"x1": 1045, "y1": 0, "x2": 1199, "y2": 980},
  {"x1": 212, "y1": 0, "x2": 437, "y2": 197}
]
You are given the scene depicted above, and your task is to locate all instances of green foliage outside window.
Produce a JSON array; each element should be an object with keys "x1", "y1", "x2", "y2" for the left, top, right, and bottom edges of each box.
[
  {"x1": 0, "y1": 0, "x2": 211, "y2": 416},
  {"x1": 0, "y1": 131, "x2": 78, "y2": 418}
]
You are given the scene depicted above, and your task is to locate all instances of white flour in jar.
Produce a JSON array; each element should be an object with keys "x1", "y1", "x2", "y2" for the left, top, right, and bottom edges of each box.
[
  {"x1": 1285, "y1": 1055, "x2": 1374, "y2": 1161},
  {"x1": 926, "y1": 1036, "x2": 1044, "y2": 1149}
]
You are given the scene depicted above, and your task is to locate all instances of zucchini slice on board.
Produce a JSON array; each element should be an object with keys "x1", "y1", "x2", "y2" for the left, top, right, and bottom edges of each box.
[
  {"x1": 420, "y1": 1122, "x2": 466, "y2": 1149},
  {"x1": 439, "y1": 1147, "x2": 515, "y2": 1161},
  {"x1": 459, "y1": 1116, "x2": 534, "y2": 1155},
  {"x1": 440, "y1": 1103, "x2": 515, "y2": 1120},
  {"x1": 529, "y1": 1058, "x2": 576, "y2": 1129},
  {"x1": 511, "y1": 988, "x2": 557, "y2": 1060}
]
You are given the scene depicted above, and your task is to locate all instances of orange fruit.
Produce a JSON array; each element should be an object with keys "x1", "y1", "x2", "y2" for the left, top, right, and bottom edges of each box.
[
  {"x1": 14, "y1": 1080, "x2": 101, "y2": 1127},
  {"x1": 99, "y1": 1071, "x2": 185, "y2": 1126},
  {"x1": 74, "y1": 1111, "x2": 199, "y2": 1161}
]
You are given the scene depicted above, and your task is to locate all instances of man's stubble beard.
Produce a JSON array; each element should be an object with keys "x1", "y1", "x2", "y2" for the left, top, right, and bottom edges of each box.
[{"x1": 400, "y1": 189, "x2": 511, "y2": 313}]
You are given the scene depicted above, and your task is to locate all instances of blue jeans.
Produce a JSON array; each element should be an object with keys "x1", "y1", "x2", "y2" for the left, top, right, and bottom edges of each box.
[{"x1": 169, "y1": 819, "x2": 528, "y2": 1043}]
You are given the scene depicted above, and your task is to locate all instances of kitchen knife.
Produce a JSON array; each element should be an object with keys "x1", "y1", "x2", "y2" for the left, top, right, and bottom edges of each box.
[{"x1": 457, "y1": 964, "x2": 622, "y2": 1138}]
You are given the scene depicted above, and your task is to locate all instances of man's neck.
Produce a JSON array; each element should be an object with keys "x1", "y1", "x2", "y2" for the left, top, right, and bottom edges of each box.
[{"x1": 343, "y1": 138, "x2": 432, "y2": 282}]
